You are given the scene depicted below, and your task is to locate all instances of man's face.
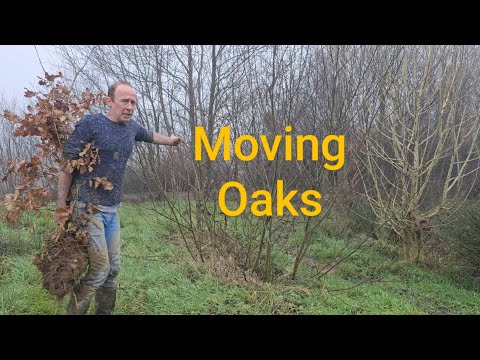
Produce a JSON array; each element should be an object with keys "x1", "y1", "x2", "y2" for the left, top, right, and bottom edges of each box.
[{"x1": 106, "y1": 84, "x2": 137, "y2": 123}]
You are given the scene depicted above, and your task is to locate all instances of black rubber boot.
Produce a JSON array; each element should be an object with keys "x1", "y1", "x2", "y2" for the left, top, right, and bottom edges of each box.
[
  {"x1": 95, "y1": 287, "x2": 116, "y2": 315},
  {"x1": 65, "y1": 284, "x2": 95, "y2": 315}
]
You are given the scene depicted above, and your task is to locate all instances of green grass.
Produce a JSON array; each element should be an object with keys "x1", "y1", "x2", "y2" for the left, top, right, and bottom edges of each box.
[{"x1": 1, "y1": 202, "x2": 480, "y2": 314}]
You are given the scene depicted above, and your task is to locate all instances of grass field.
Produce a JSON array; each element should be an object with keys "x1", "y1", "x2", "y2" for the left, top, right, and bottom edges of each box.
[{"x1": 1, "y1": 202, "x2": 479, "y2": 315}]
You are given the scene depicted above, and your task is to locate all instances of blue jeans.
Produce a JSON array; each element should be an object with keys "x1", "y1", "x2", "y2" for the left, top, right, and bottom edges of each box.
[{"x1": 76, "y1": 208, "x2": 121, "y2": 290}]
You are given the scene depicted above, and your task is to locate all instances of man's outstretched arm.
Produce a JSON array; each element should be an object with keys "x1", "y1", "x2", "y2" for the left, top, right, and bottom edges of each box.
[{"x1": 153, "y1": 132, "x2": 181, "y2": 146}]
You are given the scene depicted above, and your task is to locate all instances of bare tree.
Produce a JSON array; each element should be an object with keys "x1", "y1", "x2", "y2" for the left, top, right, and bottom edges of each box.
[{"x1": 358, "y1": 45, "x2": 480, "y2": 262}]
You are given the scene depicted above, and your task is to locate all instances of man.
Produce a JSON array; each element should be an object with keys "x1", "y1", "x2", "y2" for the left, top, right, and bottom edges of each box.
[{"x1": 55, "y1": 80, "x2": 181, "y2": 315}]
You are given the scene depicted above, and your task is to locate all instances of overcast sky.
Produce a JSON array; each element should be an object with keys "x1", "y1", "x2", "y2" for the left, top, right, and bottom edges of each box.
[{"x1": 0, "y1": 45, "x2": 56, "y2": 102}]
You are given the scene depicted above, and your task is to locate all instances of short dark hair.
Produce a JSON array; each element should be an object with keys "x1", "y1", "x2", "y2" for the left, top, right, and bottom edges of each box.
[{"x1": 108, "y1": 81, "x2": 132, "y2": 100}]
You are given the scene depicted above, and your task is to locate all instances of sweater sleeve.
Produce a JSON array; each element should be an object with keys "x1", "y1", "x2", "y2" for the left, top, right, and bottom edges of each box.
[
  {"x1": 133, "y1": 120, "x2": 154, "y2": 143},
  {"x1": 63, "y1": 115, "x2": 95, "y2": 160}
]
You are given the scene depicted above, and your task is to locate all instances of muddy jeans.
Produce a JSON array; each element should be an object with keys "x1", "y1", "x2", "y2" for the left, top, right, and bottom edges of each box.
[
  {"x1": 65, "y1": 207, "x2": 120, "y2": 315},
  {"x1": 79, "y1": 207, "x2": 121, "y2": 289},
  {"x1": 65, "y1": 206, "x2": 120, "y2": 315}
]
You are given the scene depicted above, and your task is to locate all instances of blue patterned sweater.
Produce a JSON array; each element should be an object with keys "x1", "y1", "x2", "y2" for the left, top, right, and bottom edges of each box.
[{"x1": 63, "y1": 113, "x2": 154, "y2": 206}]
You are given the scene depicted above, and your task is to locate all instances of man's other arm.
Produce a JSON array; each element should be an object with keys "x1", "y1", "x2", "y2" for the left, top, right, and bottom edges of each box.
[
  {"x1": 53, "y1": 171, "x2": 73, "y2": 225},
  {"x1": 56, "y1": 171, "x2": 73, "y2": 209},
  {"x1": 54, "y1": 115, "x2": 93, "y2": 224}
]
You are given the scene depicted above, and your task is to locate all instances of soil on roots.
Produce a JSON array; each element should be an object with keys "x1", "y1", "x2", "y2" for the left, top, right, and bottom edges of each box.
[{"x1": 33, "y1": 221, "x2": 90, "y2": 299}]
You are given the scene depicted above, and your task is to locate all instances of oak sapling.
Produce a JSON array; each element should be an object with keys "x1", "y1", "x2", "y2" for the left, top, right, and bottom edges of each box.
[{"x1": 1, "y1": 72, "x2": 108, "y2": 298}]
